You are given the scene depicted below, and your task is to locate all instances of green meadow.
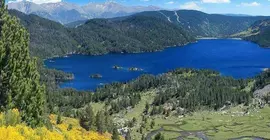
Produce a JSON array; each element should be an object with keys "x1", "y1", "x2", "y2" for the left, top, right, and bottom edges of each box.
[{"x1": 115, "y1": 91, "x2": 270, "y2": 140}]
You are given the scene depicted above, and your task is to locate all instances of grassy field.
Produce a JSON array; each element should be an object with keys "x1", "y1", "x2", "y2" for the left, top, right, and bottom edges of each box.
[
  {"x1": 90, "y1": 85, "x2": 270, "y2": 140},
  {"x1": 117, "y1": 96, "x2": 270, "y2": 140},
  {"x1": 145, "y1": 106, "x2": 270, "y2": 140},
  {"x1": 181, "y1": 106, "x2": 270, "y2": 139},
  {"x1": 231, "y1": 28, "x2": 260, "y2": 37}
]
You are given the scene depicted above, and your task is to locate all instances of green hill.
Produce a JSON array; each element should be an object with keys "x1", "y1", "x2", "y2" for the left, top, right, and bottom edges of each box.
[
  {"x1": 136, "y1": 10, "x2": 269, "y2": 37},
  {"x1": 243, "y1": 19, "x2": 270, "y2": 47},
  {"x1": 47, "y1": 68, "x2": 270, "y2": 140},
  {"x1": 9, "y1": 9, "x2": 270, "y2": 58},
  {"x1": 9, "y1": 10, "x2": 78, "y2": 59},
  {"x1": 9, "y1": 10, "x2": 195, "y2": 58},
  {"x1": 3, "y1": 8, "x2": 270, "y2": 140},
  {"x1": 71, "y1": 15, "x2": 195, "y2": 55}
]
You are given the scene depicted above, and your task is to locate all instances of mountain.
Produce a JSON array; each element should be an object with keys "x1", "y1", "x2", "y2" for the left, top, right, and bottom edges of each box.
[
  {"x1": 9, "y1": 10, "x2": 78, "y2": 58},
  {"x1": 239, "y1": 19, "x2": 270, "y2": 47},
  {"x1": 70, "y1": 15, "x2": 195, "y2": 55},
  {"x1": 7, "y1": 1, "x2": 161, "y2": 24},
  {"x1": 9, "y1": 10, "x2": 194, "y2": 58},
  {"x1": 65, "y1": 20, "x2": 88, "y2": 28},
  {"x1": 9, "y1": 8, "x2": 270, "y2": 59},
  {"x1": 136, "y1": 10, "x2": 270, "y2": 37},
  {"x1": 224, "y1": 14, "x2": 252, "y2": 17}
]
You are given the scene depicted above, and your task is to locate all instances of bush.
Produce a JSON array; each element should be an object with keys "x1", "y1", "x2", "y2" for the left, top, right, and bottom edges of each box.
[{"x1": 0, "y1": 109, "x2": 21, "y2": 126}]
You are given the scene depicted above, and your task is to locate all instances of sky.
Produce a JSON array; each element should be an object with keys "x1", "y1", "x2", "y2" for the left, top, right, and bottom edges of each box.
[{"x1": 7, "y1": 0, "x2": 270, "y2": 16}]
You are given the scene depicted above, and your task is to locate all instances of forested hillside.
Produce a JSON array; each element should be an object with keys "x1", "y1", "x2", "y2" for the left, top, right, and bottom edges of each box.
[
  {"x1": 9, "y1": 10, "x2": 78, "y2": 59},
  {"x1": 49, "y1": 69, "x2": 252, "y2": 117},
  {"x1": 0, "y1": 109, "x2": 112, "y2": 140},
  {"x1": 243, "y1": 19, "x2": 270, "y2": 47},
  {"x1": 45, "y1": 68, "x2": 270, "y2": 139},
  {"x1": 3, "y1": 4, "x2": 270, "y2": 139},
  {"x1": 9, "y1": 10, "x2": 194, "y2": 58},
  {"x1": 10, "y1": 9, "x2": 270, "y2": 59},
  {"x1": 71, "y1": 16, "x2": 194, "y2": 55},
  {"x1": 136, "y1": 10, "x2": 269, "y2": 37},
  {"x1": 0, "y1": 3, "x2": 119, "y2": 139}
]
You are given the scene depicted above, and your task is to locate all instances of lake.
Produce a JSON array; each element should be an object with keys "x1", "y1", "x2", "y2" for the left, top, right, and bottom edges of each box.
[{"x1": 45, "y1": 39, "x2": 270, "y2": 90}]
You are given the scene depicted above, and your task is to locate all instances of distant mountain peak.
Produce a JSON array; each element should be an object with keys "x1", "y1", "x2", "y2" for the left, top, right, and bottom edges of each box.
[{"x1": 7, "y1": 1, "x2": 161, "y2": 24}]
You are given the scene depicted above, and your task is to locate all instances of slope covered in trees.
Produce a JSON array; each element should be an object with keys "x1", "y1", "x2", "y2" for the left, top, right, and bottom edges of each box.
[
  {"x1": 44, "y1": 68, "x2": 264, "y2": 139},
  {"x1": 71, "y1": 15, "x2": 195, "y2": 55},
  {"x1": 8, "y1": 9, "x2": 270, "y2": 59},
  {"x1": 242, "y1": 19, "x2": 270, "y2": 47},
  {"x1": 0, "y1": 109, "x2": 112, "y2": 140},
  {"x1": 9, "y1": 10, "x2": 78, "y2": 59},
  {"x1": 136, "y1": 10, "x2": 270, "y2": 37},
  {"x1": 3, "y1": 4, "x2": 270, "y2": 139},
  {"x1": 0, "y1": 2, "x2": 118, "y2": 138},
  {"x1": 9, "y1": 10, "x2": 194, "y2": 58},
  {"x1": 48, "y1": 69, "x2": 252, "y2": 117}
]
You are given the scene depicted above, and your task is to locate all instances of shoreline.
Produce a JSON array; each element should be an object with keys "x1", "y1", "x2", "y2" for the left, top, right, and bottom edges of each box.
[
  {"x1": 197, "y1": 37, "x2": 242, "y2": 40},
  {"x1": 44, "y1": 41, "x2": 197, "y2": 61},
  {"x1": 44, "y1": 37, "x2": 267, "y2": 61}
]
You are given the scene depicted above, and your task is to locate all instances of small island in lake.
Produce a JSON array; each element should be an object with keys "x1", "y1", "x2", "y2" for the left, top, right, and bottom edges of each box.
[
  {"x1": 90, "y1": 74, "x2": 103, "y2": 79},
  {"x1": 129, "y1": 67, "x2": 143, "y2": 71},
  {"x1": 112, "y1": 65, "x2": 123, "y2": 70}
]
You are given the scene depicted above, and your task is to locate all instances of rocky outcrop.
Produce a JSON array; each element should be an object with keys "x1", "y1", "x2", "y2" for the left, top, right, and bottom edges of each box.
[
  {"x1": 254, "y1": 84, "x2": 270, "y2": 98},
  {"x1": 112, "y1": 65, "x2": 123, "y2": 70},
  {"x1": 129, "y1": 67, "x2": 143, "y2": 71},
  {"x1": 90, "y1": 74, "x2": 102, "y2": 79}
]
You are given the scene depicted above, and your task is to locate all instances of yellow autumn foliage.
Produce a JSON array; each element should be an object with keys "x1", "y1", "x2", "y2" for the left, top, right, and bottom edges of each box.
[{"x1": 0, "y1": 109, "x2": 112, "y2": 140}]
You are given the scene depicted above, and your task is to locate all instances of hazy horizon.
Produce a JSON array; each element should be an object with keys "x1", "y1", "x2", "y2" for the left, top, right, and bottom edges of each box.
[{"x1": 6, "y1": 0, "x2": 270, "y2": 16}]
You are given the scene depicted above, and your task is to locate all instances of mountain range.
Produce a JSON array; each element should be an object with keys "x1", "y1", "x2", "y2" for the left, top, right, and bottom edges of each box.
[
  {"x1": 9, "y1": 9, "x2": 194, "y2": 59},
  {"x1": 65, "y1": 10, "x2": 270, "y2": 37},
  {"x1": 9, "y1": 8, "x2": 270, "y2": 59},
  {"x1": 136, "y1": 10, "x2": 269, "y2": 37},
  {"x1": 7, "y1": 1, "x2": 161, "y2": 24}
]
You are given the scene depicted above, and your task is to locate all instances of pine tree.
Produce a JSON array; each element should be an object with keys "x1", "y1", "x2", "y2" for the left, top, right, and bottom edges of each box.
[
  {"x1": 144, "y1": 102, "x2": 149, "y2": 114},
  {"x1": 96, "y1": 110, "x2": 106, "y2": 134},
  {"x1": 141, "y1": 134, "x2": 145, "y2": 140},
  {"x1": 56, "y1": 112, "x2": 62, "y2": 124},
  {"x1": 151, "y1": 106, "x2": 157, "y2": 115},
  {"x1": 111, "y1": 127, "x2": 120, "y2": 140},
  {"x1": 104, "y1": 109, "x2": 113, "y2": 132},
  {"x1": 154, "y1": 133, "x2": 165, "y2": 140},
  {"x1": 150, "y1": 119, "x2": 155, "y2": 129},
  {"x1": 79, "y1": 105, "x2": 95, "y2": 131},
  {"x1": 125, "y1": 130, "x2": 132, "y2": 140},
  {"x1": 0, "y1": 0, "x2": 45, "y2": 127},
  {"x1": 139, "y1": 126, "x2": 143, "y2": 134},
  {"x1": 85, "y1": 105, "x2": 95, "y2": 130}
]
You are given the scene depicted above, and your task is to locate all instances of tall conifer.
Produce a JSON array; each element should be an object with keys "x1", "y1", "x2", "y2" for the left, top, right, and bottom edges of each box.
[{"x1": 0, "y1": 0, "x2": 45, "y2": 127}]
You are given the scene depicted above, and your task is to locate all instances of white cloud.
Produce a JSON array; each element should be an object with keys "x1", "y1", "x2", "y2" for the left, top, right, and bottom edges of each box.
[
  {"x1": 180, "y1": 1, "x2": 202, "y2": 10},
  {"x1": 201, "y1": 0, "x2": 230, "y2": 3},
  {"x1": 8, "y1": 0, "x2": 62, "y2": 4},
  {"x1": 240, "y1": 2, "x2": 260, "y2": 7},
  {"x1": 166, "y1": 1, "x2": 174, "y2": 4}
]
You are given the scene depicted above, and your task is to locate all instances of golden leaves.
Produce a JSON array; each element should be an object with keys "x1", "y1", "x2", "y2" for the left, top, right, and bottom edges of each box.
[{"x1": 0, "y1": 110, "x2": 111, "y2": 140}]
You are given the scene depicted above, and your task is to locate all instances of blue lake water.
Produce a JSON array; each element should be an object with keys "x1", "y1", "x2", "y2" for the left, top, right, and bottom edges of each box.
[{"x1": 45, "y1": 39, "x2": 270, "y2": 91}]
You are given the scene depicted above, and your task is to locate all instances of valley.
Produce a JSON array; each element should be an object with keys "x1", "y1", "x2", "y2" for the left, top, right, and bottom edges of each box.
[
  {"x1": 9, "y1": 9, "x2": 270, "y2": 60},
  {"x1": 46, "y1": 39, "x2": 270, "y2": 90},
  {"x1": 1, "y1": 1, "x2": 270, "y2": 140}
]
